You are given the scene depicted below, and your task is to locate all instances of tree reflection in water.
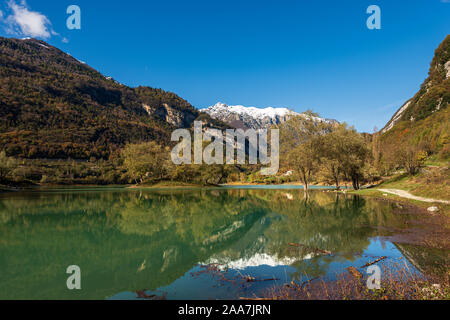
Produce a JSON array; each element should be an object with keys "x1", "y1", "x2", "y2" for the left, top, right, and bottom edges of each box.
[{"x1": 0, "y1": 188, "x2": 444, "y2": 299}]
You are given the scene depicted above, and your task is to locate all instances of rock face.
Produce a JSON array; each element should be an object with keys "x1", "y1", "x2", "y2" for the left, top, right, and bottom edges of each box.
[
  {"x1": 381, "y1": 101, "x2": 412, "y2": 134},
  {"x1": 378, "y1": 36, "x2": 449, "y2": 163},
  {"x1": 201, "y1": 102, "x2": 338, "y2": 130},
  {"x1": 445, "y1": 61, "x2": 450, "y2": 79},
  {"x1": 143, "y1": 103, "x2": 196, "y2": 128}
]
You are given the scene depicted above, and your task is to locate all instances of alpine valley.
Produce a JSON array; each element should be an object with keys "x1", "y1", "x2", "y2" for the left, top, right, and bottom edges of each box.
[
  {"x1": 0, "y1": 14, "x2": 449, "y2": 303},
  {"x1": 0, "y1": 35, "x2": 448, "y2": 190}
]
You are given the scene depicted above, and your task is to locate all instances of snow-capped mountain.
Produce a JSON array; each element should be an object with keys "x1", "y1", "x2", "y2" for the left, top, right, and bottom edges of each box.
[{"x1": 201, "y1": 102, "x2": 337, "y2": 130}]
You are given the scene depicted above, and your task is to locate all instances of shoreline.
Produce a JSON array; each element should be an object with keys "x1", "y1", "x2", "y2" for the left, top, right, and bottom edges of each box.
[
  {"x1": 3, "y1": 182, "x2": 448, "y2": 215},
  {"x1": 348, "y1": 188, "x2": 450, "y2": 216}
]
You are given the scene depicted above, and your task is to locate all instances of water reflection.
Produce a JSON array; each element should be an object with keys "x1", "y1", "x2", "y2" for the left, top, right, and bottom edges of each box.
[{"x1": 0, "y1": 188, "x2": 445, "y2": 299}]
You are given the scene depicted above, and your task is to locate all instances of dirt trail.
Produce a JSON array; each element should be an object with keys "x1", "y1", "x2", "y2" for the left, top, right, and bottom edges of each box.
[{"x1": 378, "y1": 189, "x2": 450, "y2": 204}]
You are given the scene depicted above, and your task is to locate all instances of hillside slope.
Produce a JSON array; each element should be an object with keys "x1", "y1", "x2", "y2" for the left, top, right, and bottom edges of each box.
[
  {"x1": 0, "y1": 37, "x2": 224, "y2": 160},
  {"x1": 381, "y1": 35, "x2": 450, "y2": 159}
]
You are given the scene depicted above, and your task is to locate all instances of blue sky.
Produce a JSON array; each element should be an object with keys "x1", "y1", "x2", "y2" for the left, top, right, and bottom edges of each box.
[{"x1": 0, "y1": 0, "x2": 449, "y2": 132}]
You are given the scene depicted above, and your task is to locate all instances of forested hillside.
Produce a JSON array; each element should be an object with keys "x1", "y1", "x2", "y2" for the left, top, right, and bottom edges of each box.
[
  {"x1": 0, "y1": 37, "x2": 224, "y2": 160},
  {"x1": 380, "y1": 36, "x2": 450, "y2": 162}
]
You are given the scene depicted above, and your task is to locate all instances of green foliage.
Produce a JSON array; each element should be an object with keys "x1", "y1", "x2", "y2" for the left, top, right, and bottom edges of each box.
[
  {"x1": 286, "y1": 140, "x2": 318, "y2": 190},
  {"x1": 318, "y1": 124, "x2": 368, "y2": 189},
  {"x1": 0, "y1": 151, "x2": 18, "y2": 181},
  {"x1": 380, "y1": 107, "x2": 449, "y2": 173},
  {"x1": 1, "y1": 157, "x2": 124, "y2": 185},
  {"x1": 395, "y1": 147, "x2": 427, "y2": 176},
  {"x1": 121, "y1": 142, "x2": 171, "y2": 184},
  {"x1": 380, "y1": 36, "x2": 449, "y2": 162},
  {"x1": 402, "y1": 35, "x2": 450, "y2": 123},
  {"x1": 278, "y1": 117, "x2": 368, "y2": 190}
]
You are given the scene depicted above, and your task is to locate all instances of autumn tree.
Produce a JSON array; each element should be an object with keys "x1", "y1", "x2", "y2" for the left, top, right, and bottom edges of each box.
[
  {"x1": 396, "y1": 146, "x2": 427, "y2": 175},
  {"x1": 317, "y1": 126, "x2": 344, "y2": 190},
  {"x1": 339, "y1": 128, "x2": 368, "y2": 190},
  {"x1": 318, "y1": 124, "x2": 368, "y2": 190},
  {"x1": 278, "y1": 114, "x2": 333, "y2": 191},
  {"x1": 0, "y1": 151, "x2": 18, "y2": 182},
  {"x1": 121, "y1": 142, "x2": 172, "y2": 184},
  {"x1": 286, "y1": 140, "x2": 319, "y2": 192}
]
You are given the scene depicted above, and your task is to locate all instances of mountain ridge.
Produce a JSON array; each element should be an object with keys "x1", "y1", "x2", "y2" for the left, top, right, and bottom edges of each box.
[
  {"x1": 382, "y1": 36, "x2": 449, "y2": 133},
  {"x1": 380, "y1": 35, "x2": 449, "y2": 159},
  {"x1": 201, "y1": 102, "x2": 338, "y2": 130},
  {"x1": 0, "y1": 37, "x2": 226, "y2": 159}
]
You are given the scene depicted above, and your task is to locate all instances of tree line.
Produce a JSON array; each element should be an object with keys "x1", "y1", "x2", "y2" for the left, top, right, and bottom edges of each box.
[
  {"x1": 0, "y1": 112, "x2": 438, "y2": 189},
  {"x1": 278, "y1": 113, "x2": 369, "y2": 191}
]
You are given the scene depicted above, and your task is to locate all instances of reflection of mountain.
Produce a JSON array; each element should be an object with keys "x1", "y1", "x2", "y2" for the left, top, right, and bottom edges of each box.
[
  {"x1": 203, "y1": 212, "x2": 294, "y2": 269},
  {"x1": 0, "y1": 190, "x2": 271, "y2": 299},
  {"x1": 202, "y1": 193, "x2": 391, "y2": 278},
  {"x1": 207, "y1": 253, "x2": 304, "y2": 270},
  {"x1": 0, "y1": 189, "x2": 426, "y2": 299}
]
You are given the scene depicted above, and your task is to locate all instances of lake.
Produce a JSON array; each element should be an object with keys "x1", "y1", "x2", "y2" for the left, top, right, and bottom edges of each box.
[{"x1": 0, "y1": 187, "x2": 447, "y2": 300}]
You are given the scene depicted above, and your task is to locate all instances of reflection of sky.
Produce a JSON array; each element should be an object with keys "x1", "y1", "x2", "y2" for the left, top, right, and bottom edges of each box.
[
  {"x1": 222, "y1": 185, "x2": 347, "y2": 190},
  {"x1": 109, "y1": 238, "x2": 419, "y2": 300},
  {"x1": 318, "y1": 238, "x2": 418, "y2": 282},
  {"x1": 0, "y1": 188, "x2": 440, "y2": 300}
]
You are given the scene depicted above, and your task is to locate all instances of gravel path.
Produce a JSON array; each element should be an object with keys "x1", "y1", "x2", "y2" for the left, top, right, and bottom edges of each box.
[{"x1": 378, "y1": 189, "x2": 450, "y2": 204}]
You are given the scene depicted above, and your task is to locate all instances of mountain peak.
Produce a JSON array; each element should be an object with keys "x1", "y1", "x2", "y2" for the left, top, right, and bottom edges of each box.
[
  {"x1": 201, "y1": 102, "x2": 337, "y2": 130},
  {"x1": 208, "y1": 102, "x2": 293, "y2": 118}
]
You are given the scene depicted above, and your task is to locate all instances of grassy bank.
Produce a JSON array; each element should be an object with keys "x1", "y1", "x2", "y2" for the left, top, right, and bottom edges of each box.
[
  {"x1": 348, "y1": 165, "x2": 449, "y2": 215},
  {"x1": 376, "y1": 167, "x2": 449, "y2": 201}
]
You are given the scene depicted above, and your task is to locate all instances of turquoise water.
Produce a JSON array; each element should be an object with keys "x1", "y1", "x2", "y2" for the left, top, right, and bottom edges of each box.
[{"x1": 0, "y1": 187, "x2": 444, "y2": 300}]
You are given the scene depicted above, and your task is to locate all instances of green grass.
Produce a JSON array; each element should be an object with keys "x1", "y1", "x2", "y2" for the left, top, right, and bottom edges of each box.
[
  {"x1": 350, "y1": 174, "x2": 450, "y2": 216},
  {"x1": 376, "y1": 168, "x2": 449, "y2": 201},
  {"x1": 425, "y1": 155, "x2": 450, "y2": 167}
]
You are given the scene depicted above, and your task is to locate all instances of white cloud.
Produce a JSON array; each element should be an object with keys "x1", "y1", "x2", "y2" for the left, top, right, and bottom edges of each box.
[
  {"x1": 0, "y1": 10, "x2": 4, "y2": 20},
  {"x1": 4, "y1": 1, "x2": 54, "y2": 39}
]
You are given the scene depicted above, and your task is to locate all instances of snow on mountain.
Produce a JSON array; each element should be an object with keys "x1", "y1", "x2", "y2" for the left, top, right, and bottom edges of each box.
[
  {"x1": 201, "y1": 102, "x2": 337, "y2": 130},
  {"x1": 203, "y1": 252, "x2": 313, "y2": 270},
  {"x1": 208, "y1": 102, "x2": 292, "y2": 119}
]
